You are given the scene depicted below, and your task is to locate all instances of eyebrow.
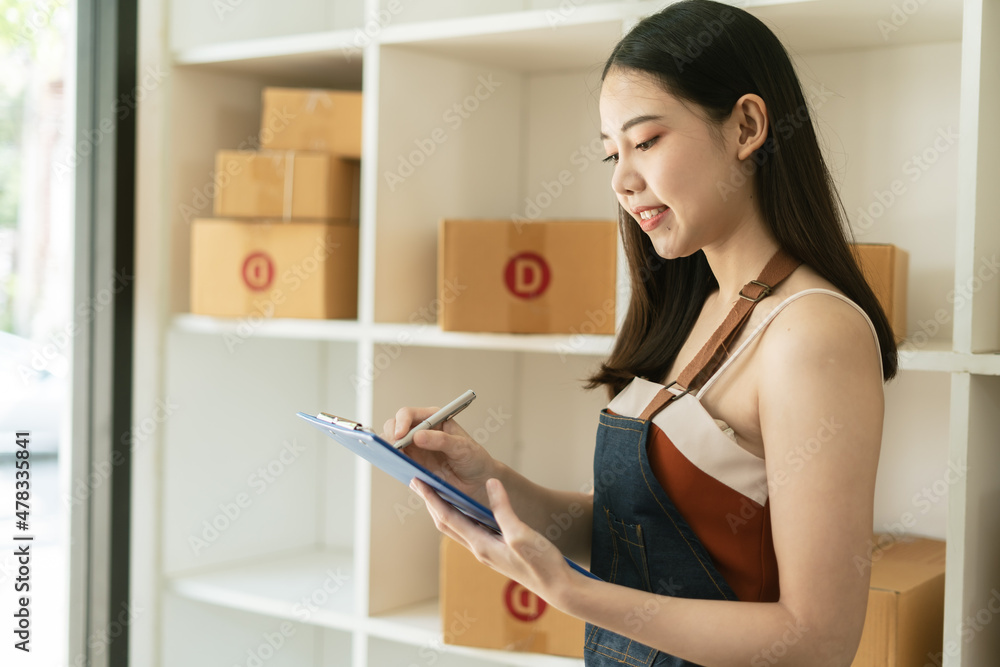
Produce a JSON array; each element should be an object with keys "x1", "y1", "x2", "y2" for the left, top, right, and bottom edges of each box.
[{"x1": 600, "y1": 114, "x2": 664, "y2": 140}]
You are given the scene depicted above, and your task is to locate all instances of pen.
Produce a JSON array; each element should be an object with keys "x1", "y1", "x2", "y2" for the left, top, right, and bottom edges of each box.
[{"x1": 394, "y1": 389, "x2": 476, "y2": 450}]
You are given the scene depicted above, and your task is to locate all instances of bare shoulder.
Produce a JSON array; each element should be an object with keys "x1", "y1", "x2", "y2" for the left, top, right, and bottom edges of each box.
[{"x1": 758, "y1": 270, "x2": 882, "y2": 386}]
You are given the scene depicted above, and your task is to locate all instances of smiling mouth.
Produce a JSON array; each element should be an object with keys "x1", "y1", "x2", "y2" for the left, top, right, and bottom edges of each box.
[{"x1": 637, "y1": 206, "x2": 667, "y2": 221}]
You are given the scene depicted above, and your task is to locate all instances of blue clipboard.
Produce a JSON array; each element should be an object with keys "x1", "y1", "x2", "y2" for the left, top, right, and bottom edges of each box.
[{"x1": 297, "y1": 411, "x2": 598, "y2": 580}]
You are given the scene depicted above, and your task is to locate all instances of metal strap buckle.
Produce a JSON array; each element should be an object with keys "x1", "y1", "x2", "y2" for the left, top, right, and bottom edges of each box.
[
  {"x1": 664, "y1": 380, "x2": 691, "y2": 400},
  {"x1": 738, "y1": 280, "x2": 773, "y2": 303}
]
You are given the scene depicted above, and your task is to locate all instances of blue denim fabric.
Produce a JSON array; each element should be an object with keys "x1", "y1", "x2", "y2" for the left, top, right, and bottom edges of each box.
[{"x1": 584, "y1": 409, "x2": 737, "y2": 666}]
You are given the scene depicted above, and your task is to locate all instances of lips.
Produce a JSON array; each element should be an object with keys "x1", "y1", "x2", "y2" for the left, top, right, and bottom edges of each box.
[
  {"x1": 632, "y1": 205, "x2": 669, "y2": 232},
  {"x1": 637, "y1": 206, "x2": 667, "y2": 221}
]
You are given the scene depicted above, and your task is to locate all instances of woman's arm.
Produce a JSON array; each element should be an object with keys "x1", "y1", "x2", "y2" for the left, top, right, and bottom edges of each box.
[
  {"x1": 490, "y1": 460, "x2": 593, "y2": 564},
  {"x1": 413, "y1": 295, "x2": 884, "y2": 666}
]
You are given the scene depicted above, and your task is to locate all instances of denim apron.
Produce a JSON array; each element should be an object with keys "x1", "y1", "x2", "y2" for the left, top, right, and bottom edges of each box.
[
  {"x1": 583, "y1": 249, "x2": 801, "y2": 666},
  {"x1": 583, "y1": 405, "x2": 737, "y2": 666}
]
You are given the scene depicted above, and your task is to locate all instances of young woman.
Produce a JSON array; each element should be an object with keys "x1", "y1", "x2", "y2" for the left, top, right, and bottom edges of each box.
[{"x1": 386, "y1": 2, "x2": 896, "y2": 664}]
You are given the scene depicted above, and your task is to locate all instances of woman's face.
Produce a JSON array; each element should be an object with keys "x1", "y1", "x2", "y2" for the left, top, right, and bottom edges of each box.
[{"x1": 599, "y1": 68, "x2": 748, "y2": 260}]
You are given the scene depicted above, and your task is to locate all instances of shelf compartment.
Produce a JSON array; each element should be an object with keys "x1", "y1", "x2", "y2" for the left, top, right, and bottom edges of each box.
[
  {"x1": 162, "y1": 333, "x2": 357, "y2": 573},
  {"x1": 801, "y1": 41, "x2": 961, "y2": 347},
  {"x1": 169, "y1": 546, "x2": 358, "y2": 630},
  {"x1": 370, "y1": 599, "x2": 584, "y2": 666},
  {"x1": 873, "y1": 371, "x2": 951, "y2": 541},
  {"x1": 163, "y1": 589, "x2": 353, "y2": 666},
  {"x1": 173, "y1": 29, "x2": 364, "y2": 87}
]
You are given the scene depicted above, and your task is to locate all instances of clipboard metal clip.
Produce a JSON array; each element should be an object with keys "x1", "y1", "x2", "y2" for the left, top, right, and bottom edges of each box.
[{"x1": 318, "y1": 412, "x2": 372, "y2": 432}]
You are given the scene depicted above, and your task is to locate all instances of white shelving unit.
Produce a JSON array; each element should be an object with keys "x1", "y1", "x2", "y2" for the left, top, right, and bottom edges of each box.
[{"x1": 132, "y1": 1, "x2": 1000, "y2": 666}]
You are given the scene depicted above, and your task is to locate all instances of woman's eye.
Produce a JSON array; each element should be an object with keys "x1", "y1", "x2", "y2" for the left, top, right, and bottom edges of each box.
[
  {"x1": 602, "y1": 154, "x2": 619, "y2": 164},
  {"x1": 636, "y1": 137, "x2": 658, "y2": 151}
]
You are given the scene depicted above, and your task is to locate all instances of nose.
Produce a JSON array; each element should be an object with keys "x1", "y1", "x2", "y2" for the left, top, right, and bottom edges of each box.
[{"x1": 611, "y1": 155, "x2": 643, "y2": 198}]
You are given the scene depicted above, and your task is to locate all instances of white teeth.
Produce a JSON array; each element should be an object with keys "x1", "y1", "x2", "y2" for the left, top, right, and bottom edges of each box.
[{"x1": 639, "y1": 206, "x2": 666, "y2": 220}]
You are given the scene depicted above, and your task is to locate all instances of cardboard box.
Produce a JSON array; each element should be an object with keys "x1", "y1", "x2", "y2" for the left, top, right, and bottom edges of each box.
[
  {"x1": 852, "y1": 243, "x2": 908, "y2": 342},
  {"x1": 260, "y1": 87, "x2": 362, "y2": 158},
  {"x1": 213, "y1": 150, "x2": 360, "y2": 221},
  {"x1": 438, "y1": 219, "x2": 617, "y2": 334},
  {"x1": 440, "y1": 537, "x2": 584, "y2": 657},
  {"x1": 190, "y1": 219, "x2": 358, "y2": 319},
  {"x1": 852, "y1": 535, "x2": 946, "y2": 667}
]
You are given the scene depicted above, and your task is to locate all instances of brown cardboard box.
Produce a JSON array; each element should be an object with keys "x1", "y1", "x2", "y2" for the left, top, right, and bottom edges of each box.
[
  {"x1": 440, "y1": 537, "x2": 584, "y2": 657},
  {"x1": 213, "y1": 150, "x2": 360, "y2": 221},
  {"x1": 438, "y1": 219, "x2": 617, "y2": 334},
  {"x1": 190, "y1": 219, "x2": 358, "y2": 320},
  {"x1": 260, "y1": 87, "x2": 362, "y2": 158},
  {"x1": 852, "y1": 535, "x2": 946, "y2": 667},
  {"x1": 852, "y1": 243, "x2": 908, "y2": 342}
]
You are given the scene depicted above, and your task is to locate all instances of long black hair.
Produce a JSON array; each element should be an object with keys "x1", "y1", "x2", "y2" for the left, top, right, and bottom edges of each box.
[{"x1": 588, "y1": 0, "x2": 898, "y2": 398}]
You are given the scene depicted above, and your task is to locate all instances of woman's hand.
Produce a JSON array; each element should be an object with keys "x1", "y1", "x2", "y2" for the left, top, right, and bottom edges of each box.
[
  {"x1": 411, "y1": 476, "x2": 578, "y2": 609},
  {"x1": 383, "y1": 406, "x2": 498, "y2": 506}
]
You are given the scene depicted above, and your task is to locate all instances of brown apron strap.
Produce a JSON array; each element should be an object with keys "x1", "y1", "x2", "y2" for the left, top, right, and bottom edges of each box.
[
  {"x1": 638, "y1": 386, "x2": 679, "y2": 421},
  {"x1": 640, "y1": 248, "x2": 801, "y2": 422},
  {"x1": 677, "y1": 248, "x2": 801, "y2": 393}
]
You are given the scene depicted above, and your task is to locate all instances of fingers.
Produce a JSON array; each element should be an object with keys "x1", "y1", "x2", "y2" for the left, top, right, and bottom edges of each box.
[
  {"x1": 410, "y1": 478, "x2": 475, "y2": 550},
  {"x1": 486, "y1": 478, "x2": 525, "y2": 539},
  {"x1": 410, "y1": 427, "x2": 460, "y2": 452},
  {"x1": 382, "y1": 406, "x2": 440, "y2": 444}
]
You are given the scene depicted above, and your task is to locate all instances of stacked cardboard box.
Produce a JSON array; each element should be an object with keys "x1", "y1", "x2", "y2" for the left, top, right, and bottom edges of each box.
[
  {"x1": 852, "y1": 535, "x2": 946, "y2": 667},
  {"x1": 438, "y1": 219, "x2": 618, "y2": 334},
  {"x1": 190, "y1": 87, "x2": 363, "y2": 320},
  {"x1": 440, "y1": 536, "x2": 584, "y2": 658},
  {"x1": 851, "y1": 243, "x2": 909, "y2": 342}
]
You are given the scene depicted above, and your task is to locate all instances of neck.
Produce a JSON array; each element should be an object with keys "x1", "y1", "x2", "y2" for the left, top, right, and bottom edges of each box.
[{"x1": 702, "y1": 212, "x2": 780, "y2": 305}]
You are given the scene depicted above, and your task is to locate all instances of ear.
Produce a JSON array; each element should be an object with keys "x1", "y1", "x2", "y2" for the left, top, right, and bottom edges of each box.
[{"x1": 732, "y1": 94, "x2": 769, "y2": 161}]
